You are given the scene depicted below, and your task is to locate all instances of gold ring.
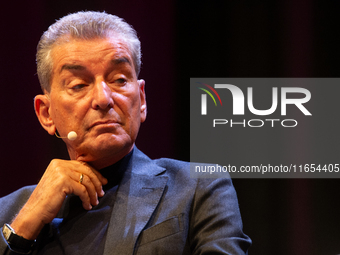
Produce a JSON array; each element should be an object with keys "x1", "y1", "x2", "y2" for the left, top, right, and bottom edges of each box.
[{"x1": 79, "y1": 173, "x2": 84, "y2": 184}]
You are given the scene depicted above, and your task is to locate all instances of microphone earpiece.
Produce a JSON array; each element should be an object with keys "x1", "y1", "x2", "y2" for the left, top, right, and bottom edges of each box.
[
  {"x1": 55, "y1": 131, "x2": 78, "y2": 141},
  {"x1": 67, "y1": 131, "x2": 78, "y2": 141}
]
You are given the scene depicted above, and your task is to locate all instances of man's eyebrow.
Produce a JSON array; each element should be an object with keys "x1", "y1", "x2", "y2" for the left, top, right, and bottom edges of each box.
[
  {"x1": 111, "y1": 57, "x2": 132, "y2": 66},
  {"x1": 60, "y1": 64, "x2": 86, "y2": 73},
  {"x1": 59, "y1": 58, "x2": 132, "y2": 74}
]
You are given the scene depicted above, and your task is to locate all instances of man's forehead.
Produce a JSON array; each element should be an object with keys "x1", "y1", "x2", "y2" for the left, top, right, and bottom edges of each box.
[
  {"x1": 53, "y1": 35, "x2": 131, "y2": 56},
  {"x1": 51, "y1": 37, "x2": 134, "y2": 72}
]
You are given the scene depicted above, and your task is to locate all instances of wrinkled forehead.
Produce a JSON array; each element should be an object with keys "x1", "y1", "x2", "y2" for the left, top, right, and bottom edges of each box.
[
  {"x1": 51, "y1": 33, "x2": 133, "y2": 55},
  {"x1": 48, "y1": 36, "x2": 136, "y2": 81}
]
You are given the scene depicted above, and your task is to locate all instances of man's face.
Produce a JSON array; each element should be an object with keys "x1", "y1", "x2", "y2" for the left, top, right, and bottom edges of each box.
[{"x1": 45, "y1": 37, "x2": 146, "y2": 168}]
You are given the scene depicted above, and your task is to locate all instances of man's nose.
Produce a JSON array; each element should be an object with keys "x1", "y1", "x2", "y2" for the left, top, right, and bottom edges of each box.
[{"x1": 91, "y1": 81, "x2": 114, "y2": 110}]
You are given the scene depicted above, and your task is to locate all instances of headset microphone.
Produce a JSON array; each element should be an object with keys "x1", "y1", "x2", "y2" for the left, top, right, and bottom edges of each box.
[{"x1": 55, "y1": 131, "x2": 78, "y2": 141}]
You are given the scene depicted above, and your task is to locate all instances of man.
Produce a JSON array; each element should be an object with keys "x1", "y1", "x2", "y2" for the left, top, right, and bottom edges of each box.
[{"x1": 0, "y1": 11, "x2": 251, "y2": 254}]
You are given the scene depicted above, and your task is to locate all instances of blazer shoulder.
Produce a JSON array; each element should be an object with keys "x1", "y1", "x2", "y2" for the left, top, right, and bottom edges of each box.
[
  {"x1": 153, "y1": 158, "x2": 191, "y2": 178},
  {"x1": 0, "y1": 185, "x2": 36, "y2": 223},
  {"x1": 151, "y1": 158, "x2": 202, "y2": 190},
  {"x1": 153, "y1": 158, "x2": 190, "y2": 170}
]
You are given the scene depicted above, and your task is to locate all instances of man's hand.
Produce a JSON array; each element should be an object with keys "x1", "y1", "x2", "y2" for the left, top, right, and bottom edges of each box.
[{"x1": 10, "y1": 159, "x2": 108, "y2": 240}]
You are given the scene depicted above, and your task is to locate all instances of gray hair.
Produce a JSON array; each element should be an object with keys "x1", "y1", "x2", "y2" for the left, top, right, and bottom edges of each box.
[{"x1": 36, "y1": 11, "x2": 141, "y2": 92}]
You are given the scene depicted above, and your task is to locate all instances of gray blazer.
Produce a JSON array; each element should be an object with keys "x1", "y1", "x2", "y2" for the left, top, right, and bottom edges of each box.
[{"x1": 0, "y1": 148, "x2": 251, "y2": 254}]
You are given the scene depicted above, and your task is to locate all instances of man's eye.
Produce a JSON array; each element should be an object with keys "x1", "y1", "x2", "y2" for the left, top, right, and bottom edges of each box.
[
  {"x1": 115, "y1": 78, "x2": 127, "y2": 85},
  {"x1": 72, "y1": 84, "x2": 86, "y2": 90}
]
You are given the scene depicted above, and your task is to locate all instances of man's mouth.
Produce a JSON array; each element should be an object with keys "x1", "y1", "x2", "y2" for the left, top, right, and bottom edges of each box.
[{"x1": 89, "y1": 119, "x2": 119, "y2": 129}]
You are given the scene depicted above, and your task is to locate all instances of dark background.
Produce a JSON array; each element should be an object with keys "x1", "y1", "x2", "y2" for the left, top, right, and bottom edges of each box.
[{"x1": 0, "y1": 1, "x2": 339, "y2": 254}]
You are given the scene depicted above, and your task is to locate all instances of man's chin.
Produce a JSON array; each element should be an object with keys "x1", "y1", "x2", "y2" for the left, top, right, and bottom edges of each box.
[{"x1": 73, "y1": 135, "x2": 134, "y2": 168}]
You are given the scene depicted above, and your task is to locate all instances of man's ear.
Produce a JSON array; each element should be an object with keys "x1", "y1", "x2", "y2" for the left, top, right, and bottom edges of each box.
[
  {"x1": 138, "y1": 79, "x2": 147, "y2": 123},
  {"x1": 34, "y1": 94, "x2": 56, "y2": 135}
]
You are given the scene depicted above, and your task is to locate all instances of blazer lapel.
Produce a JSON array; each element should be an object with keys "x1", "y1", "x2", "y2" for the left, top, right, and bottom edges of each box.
[{"x1": 103, "y1": 149, "x2": 168, "y2": 255}]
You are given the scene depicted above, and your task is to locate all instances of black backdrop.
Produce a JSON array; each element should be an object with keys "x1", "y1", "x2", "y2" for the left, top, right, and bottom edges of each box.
[{"x1": 0, "y1": 1, "x2": 339, "y2": 254}]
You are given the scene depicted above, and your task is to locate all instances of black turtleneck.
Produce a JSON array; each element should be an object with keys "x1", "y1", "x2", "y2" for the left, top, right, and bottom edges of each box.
[{"x1": 100, "y1": 149, "x2": 133, "y2": 191}]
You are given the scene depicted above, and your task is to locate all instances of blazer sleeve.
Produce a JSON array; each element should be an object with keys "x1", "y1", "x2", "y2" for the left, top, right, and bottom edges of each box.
[
  {"x1": 0, "y1": 186, "x2": 36, "y2": 255},
  {"x1": 189, "y1": 177, "x2": 251, "y2": 254}
]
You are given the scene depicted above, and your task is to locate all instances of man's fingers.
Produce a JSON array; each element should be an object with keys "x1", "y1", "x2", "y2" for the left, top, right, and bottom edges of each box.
[
  {"x1": 76, "y1": 173, "x2": 99, "y2": 207},
  {"x1": 95, "y1": 170, "x2": 108, "y2": 186},
  {"x1": 78, "y1": 162, "x2": 107, "y2": 197},
  {"x1": 73, "y1": 183, "x2": 93, "y2": 210}
]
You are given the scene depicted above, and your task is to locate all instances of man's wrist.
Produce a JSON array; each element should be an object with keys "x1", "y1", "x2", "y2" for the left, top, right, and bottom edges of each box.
[{"x1": 2, "y1": 223, "x2": 36, "y2": 254}]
